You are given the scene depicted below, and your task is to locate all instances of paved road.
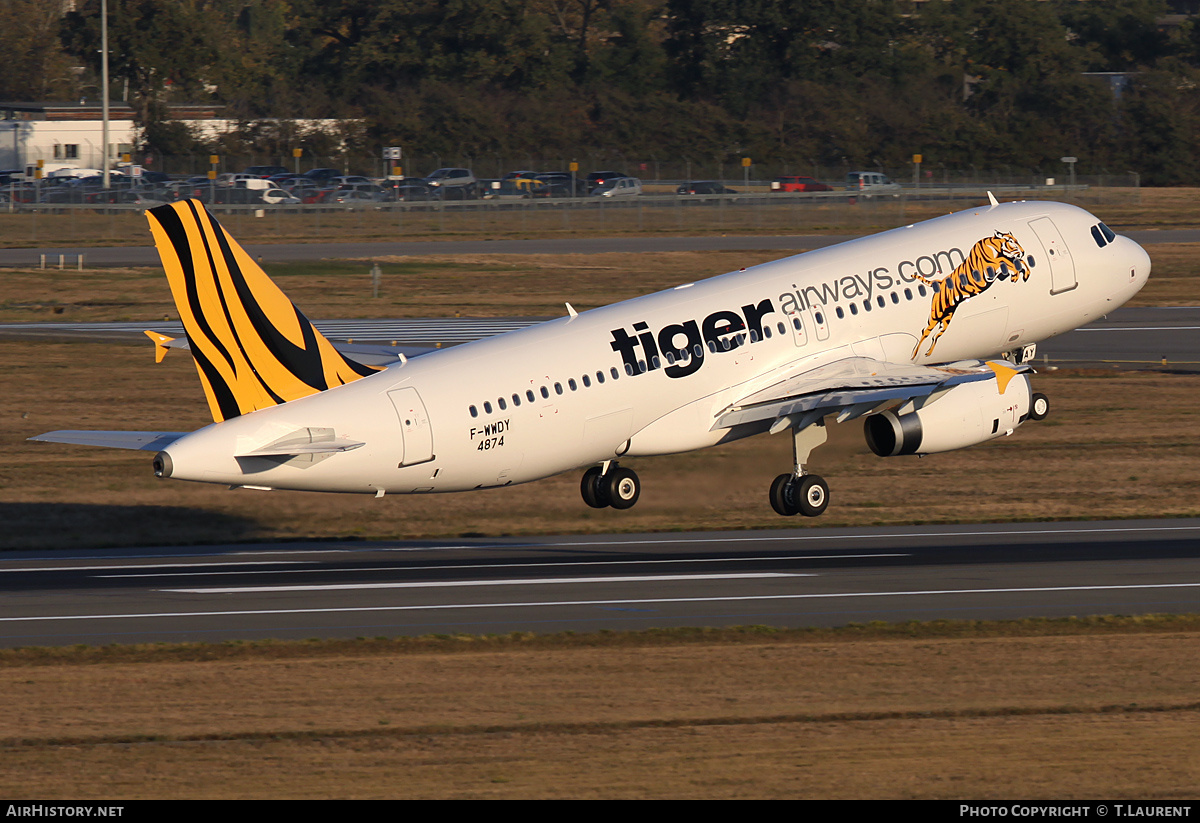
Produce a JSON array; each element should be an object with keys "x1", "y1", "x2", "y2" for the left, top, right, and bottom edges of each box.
[
  {"x1": 1, "y1": 229, "x2": 1196, "y2": 269},
  {"x1": 2, "y1": 306, "x2": 1197, "y2": 370},
  {"x1": 1, "y1": 519, "x2": 1197, "y2": 646}
]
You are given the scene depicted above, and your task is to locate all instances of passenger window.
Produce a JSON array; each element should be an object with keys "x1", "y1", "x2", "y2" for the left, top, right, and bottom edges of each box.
[
  {"x1": 469, "y1": 405, "x2": 478, "y2": 418},
  {"x1": 484, "y1": 401, "x2": 493, "y2": 414},
  {"x1": 554, "y1": 382, "x2": 563, "y2": 395},
  {"x1": 498, "y1": 397, "x2": 507, "y2": 410},
  {"x1": 569, "y1": 378, "x2": 577, "y2": 391},
  {"x1": 527, "y1": 390, "x2": 535, "y2": 402},
  {"x1": 849, "y1": 304, "x2": 858, "y2": 316},
  {"x1": 512, "y1": 394, "x2": 521, "y2": 406},
  {"x1": 836, "y1": 307, "x2": 844, "y2": 319},
  {"x1": 582, "y1": 374, "x2": 591, "y2": 387},
  {"x1": 596, "y1": 371, "x2": 605, "y2": 384},
  {"x1": 610, "y1": 367, "x2": 620, "y2": 379},
  {"x1": 540, "y1": 386, "x2": 549, "y2": 398},
  {"x1": 777, "y1": 322, "x2": 786, "y2": 335}
]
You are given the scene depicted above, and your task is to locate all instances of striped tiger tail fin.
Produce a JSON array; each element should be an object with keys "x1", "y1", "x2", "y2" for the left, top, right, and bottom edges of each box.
[{"x1": 146, "y1": 199, "x2": 377, "y2": 423}]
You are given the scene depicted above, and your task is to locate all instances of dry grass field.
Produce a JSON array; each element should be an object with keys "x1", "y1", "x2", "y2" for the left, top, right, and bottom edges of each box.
[
  {"x1": 1, "y1": 192, "x2": 1198, "y2": 799},
  {"x1": 1, "y1": 622, "x2": 1199, "y2": 799}
]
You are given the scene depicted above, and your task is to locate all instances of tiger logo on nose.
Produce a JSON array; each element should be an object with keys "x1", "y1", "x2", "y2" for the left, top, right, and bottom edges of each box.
[{"x1": 911, "y1": 230, "x2": 1029, "y2": 358}]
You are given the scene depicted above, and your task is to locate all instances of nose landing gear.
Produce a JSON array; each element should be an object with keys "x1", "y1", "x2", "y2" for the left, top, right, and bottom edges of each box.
[{"x1": 581, "y1": 462, "x2": 641, "y2": 510}]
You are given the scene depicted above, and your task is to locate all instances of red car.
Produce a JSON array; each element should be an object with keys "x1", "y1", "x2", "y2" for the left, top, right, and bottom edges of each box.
[{"x1": 772, "y1": 176, "x2": 832, "y2": 192}]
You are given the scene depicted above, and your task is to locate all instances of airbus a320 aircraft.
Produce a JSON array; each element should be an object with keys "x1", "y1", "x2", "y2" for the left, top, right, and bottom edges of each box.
[{"x1": 33, "y1": 197, "x2": 1149, "y2": 517}]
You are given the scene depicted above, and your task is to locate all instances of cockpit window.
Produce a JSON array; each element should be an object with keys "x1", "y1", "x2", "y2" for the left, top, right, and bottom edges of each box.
[
  {"x1": 1091, "y1": 225, "x2": 1107, "y2": 248},
  {"x1": 1099, "y1": 223, "x2": 1116, "y2": 243}
]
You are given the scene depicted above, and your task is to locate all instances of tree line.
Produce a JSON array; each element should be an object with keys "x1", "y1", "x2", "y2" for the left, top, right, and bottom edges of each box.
[{"x1": 3, "y1": 0, "x2": 1200, "y2": 183}]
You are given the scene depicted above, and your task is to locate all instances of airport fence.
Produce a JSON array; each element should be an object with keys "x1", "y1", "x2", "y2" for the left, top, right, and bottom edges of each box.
[{"x1": 0, "y1": 183, "x2": 1144, "y2": 250}]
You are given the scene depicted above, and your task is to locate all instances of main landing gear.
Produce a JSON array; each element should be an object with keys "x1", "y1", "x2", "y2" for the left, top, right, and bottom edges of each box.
[
  {"x1": 769, "y1": 420, "x2": 830, "y2": 517},
  {"x1": 581, "y1": 461, "x2": 641, "y2": 510}
]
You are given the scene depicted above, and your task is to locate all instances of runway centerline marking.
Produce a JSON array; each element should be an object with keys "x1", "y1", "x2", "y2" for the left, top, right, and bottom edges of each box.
[{"x1": 4, "y1": 581, "x2": 1200, "y2": 624}]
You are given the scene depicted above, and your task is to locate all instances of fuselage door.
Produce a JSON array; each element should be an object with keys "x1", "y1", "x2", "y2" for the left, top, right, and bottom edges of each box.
[
  {"x1": 1028, "y1": 217, "x2": 1077, "y2": 295},
  {"x1": 388, "y1": 387, "x2": 434, "y2": 466},
  {"x1": 810, "y1": 305, "x2": 830, "y2": 341}
]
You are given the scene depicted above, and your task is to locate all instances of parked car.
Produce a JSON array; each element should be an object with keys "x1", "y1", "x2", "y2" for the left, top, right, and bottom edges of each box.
[
  {"x1": 676, "y1": 181, "x2": 737, "y2": 195},
  {"x1": 243, "y1": 165, "x2": 290, "y2": 178},
  {"x1": 328, "y1": 189, "x2": 386, "y2": 206},
  {"x1": 303, "y1": 168, "x2": 342, "y2": 182},
  {"x1": 772, "y1": 176, "x2": 832, "y2": 192},
  {"x1": 586, "y1": 170, "x2": 624, "y2": 193},
  {"x1": 536, "y1": 172, "x2": 587, "y2": 196},
  {"x1": 591, "y1": 176, "x2": 642, "y2": 197},
  {"x1": 424, "y1": 167, "x2": 476, "y2": 195},
  {"x1": 845, "y1": 172, "x2": 901, "y2": 196},
  {"x1": 389, "y1": 181, "x2": 441, "y2": 202},
  {"x1": 482, "y1": 179, "x2": 546, "y2": 200}
]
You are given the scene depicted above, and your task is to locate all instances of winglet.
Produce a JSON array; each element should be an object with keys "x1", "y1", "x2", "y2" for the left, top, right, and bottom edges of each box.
[
  {"x1": 145, "y1": 200, "x2": 378, "y2": 423},
  {"x1": 987, "y1": 191, "x2": 999, "y2": 207},
  {"x1": 144, "y1": 330, "x2": 175, "y2": 363}
]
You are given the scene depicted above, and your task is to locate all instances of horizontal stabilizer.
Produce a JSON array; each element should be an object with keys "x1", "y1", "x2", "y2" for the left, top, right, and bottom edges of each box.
[
  {"x1": 29, "y1": 431, "x2": 186, "y2": 451},
  {"x1": 139, "y1": 331, "x2": 434, "y2": 368},
  {"x1": 236, "y1": 427, "x2": 365, "y2": 457}
]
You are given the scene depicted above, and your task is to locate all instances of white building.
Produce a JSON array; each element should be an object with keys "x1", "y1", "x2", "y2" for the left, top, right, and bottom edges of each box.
[{"x1": 0, "y1": 101, "x2": 235, "y2": 173}]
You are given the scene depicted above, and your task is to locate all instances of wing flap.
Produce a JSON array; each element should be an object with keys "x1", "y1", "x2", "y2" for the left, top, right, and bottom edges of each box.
[
  {"x1": 714, "y1": 358, "x2": 1023, "y2": 431},
  {"x1": 29, "y1": 431, "x2": 186, "y2": 451}
]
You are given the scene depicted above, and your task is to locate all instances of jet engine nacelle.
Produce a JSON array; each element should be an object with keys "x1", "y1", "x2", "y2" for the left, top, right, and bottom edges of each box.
[{"x1": 863, "y1": 374, "x2": 1032, "y2": 456}]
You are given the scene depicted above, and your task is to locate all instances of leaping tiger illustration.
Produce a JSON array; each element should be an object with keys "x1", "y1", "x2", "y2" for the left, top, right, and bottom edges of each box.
[{"x1": 910, "y1": 230, "x2": 1029, "y2": 358}]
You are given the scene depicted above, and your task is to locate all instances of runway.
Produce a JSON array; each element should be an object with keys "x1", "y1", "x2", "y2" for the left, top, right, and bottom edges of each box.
[
  {"x1": 1, "y1": 519, "x2": 1198, "y2": 647},
  {"x1": 0, "y1": 228, "x2": 1196, "y2": 269}
]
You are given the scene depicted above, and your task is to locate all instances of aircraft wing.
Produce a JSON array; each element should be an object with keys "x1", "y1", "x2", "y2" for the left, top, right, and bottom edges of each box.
[
  {"x1": 714, "y1": 358, "x2": 1027, "y2": 430},
  {"x1": 28, "y1": 431, "x2": 187, "y2": 451}
]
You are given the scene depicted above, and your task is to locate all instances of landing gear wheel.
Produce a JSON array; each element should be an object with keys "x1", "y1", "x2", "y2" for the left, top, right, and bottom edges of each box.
[
  {"x1": 770, "y1": 473, "x2": 798, "y2": 517},
  {"x1": 1030, "y1": 392, "x2": 1050, "y2": 421},
  {"x1": 604, "y1": 467, "x2": 641, "y2": 510},
  {"x1": 769, "y1": 474, "x2": 830, "y2": 517},
  {"x1": 580, "y1": 466, "x2": 609, "y2": 508},
  {"x1": 795, "y1": 475, "x2": 829, "y2": 517}
]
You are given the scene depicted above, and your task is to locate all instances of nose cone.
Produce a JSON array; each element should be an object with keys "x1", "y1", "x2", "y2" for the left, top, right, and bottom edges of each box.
[{"x1": 1113, "y1": 235, "x2": 1151, "y2": 303}]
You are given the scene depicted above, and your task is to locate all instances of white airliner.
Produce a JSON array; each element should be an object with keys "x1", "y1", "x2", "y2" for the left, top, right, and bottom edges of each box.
[{"x1": 32, "y1": 197, "x2": 1150, "y2": 517}]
